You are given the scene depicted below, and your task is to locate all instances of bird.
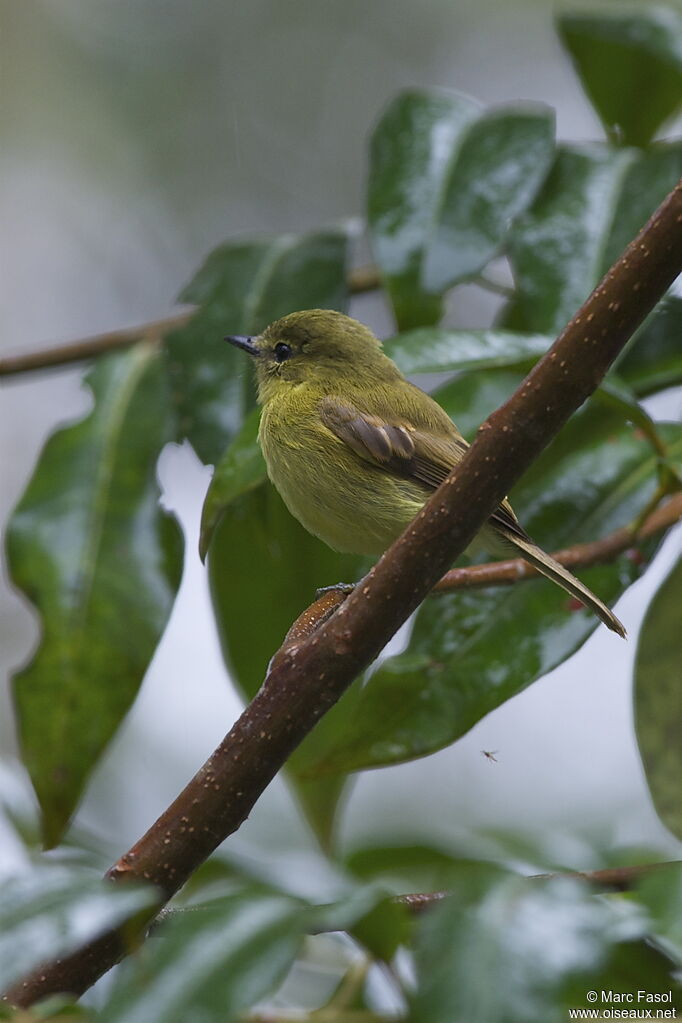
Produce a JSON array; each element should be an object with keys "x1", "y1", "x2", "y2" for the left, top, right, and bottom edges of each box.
[{"x1": 225, "y1": 309, "x2": 625, "y2": 637}]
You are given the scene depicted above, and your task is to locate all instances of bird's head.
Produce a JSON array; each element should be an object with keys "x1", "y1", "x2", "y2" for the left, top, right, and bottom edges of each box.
[{"x1": 225, "y1": 309, "x2": 397, "y2": 402}]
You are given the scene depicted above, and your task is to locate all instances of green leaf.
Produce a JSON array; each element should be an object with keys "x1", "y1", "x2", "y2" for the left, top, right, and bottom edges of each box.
[
  {"x1": 346, "y1": 843, "x2": 508, "y2": 896},
  {"x1": 199, "y1": 407, "x2": 266, "y2": 561},
  {"x1": 312, "y1": 397, "x2": 679, "y2": 774},
  {"x1": 208, "y1": 482, "x2": 368, "y2": 850},
  {"x1": 6, "y1": 348, "x2": 183, "y2": 847},
  {"x1": 424, "y1": 106, "x2": 554, "y2": 292},
  {"x1": 558, "y1": 7, "x2": 682, "y2": 147},
  {"x1": 0, "y1": 864, "x2": 157, "y2": 991},
  {"x1": 367, "y1": 89, "x2": 479, "y2": 329},
  {"x1": 635, "y1": 554, "x2": 682, "y2": 841},
  {"x1": 636, "y1": 862, "x2": 682, "y2": 964},
  {"x1": 503, "y1": 143, "x2": 634, "y2": 334},
  {"x1": 504, "y1": 141, "x2": 682, "y2": 336},
  {"x1": 595, "y1": 375, "x2": 673, "y2": 467},
  {"x1": 617, "y1": 296, "x2": 682, "y2": 397},
  {"x1": 165, "y1": 230, "x2": 349, "y2": 464},
  {"x1": 434, "y1": 368, "x2": 527, "y2": 440},
  {"x1": 368, "y1": 92, "x2": 555, "y2": 329},
  {"x1": 412, "y1": 874, "x2": 678, "y2": 1022},
  {"x1": 600, "y1": 141, "x2": 682, "y2": 272},
  {"x1": 99, "y1": 890, "x2": 304, "y2": 1023},
  {"x1": 384, "y1": 328, "x2": 551, "y2": 375},
  {"x1": 312, "y1": 885, "x2": 411, "y2": 961}
]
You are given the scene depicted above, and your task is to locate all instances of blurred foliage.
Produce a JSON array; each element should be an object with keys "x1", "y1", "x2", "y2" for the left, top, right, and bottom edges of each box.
[
  {"x1": 635, "y1": 554, "x2": 682, "y2": 842},
  {"x1": 3, "y1": 6, "x2": 682, "y2": 1020}
]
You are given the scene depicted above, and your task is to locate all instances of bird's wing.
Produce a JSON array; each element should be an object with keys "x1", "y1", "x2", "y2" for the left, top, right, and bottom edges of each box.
[
  {"x1": 320, "y1": 394, "x2": 533, "y2": 543},
  {"x1": 320, "y1": 395, "x2": 467, "y2": 492}
]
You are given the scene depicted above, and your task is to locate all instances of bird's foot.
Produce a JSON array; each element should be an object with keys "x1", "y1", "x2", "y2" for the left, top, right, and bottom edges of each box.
[{"x1": 315, "y1": 582, "x2": 356, "y2": 599}]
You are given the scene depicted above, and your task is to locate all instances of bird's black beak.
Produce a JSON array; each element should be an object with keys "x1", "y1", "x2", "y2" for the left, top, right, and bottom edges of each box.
[{"x1": 225, "y1": 334, "x2": 260, "y2": 357}]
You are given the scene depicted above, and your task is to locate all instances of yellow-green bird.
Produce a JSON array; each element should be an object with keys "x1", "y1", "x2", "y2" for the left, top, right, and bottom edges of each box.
[{"x1": 226, "y1": 309, "x2": 625, "y2": 637}]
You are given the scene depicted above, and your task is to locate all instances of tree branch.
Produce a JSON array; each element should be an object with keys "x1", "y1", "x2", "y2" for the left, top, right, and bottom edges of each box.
[
  {"x1": 394, "y1": 861, "x2": 681, "y2": 916},
  {"x1": 5, "y1": 178, "x2": 682, "y2": 1007},
  {"x1": 434, "y1": 490, "x2": 682, "y2": 592},
  {"x1": 274, "y1": 491, "x2": 682, "y2": 647},
  {"x1": 0, "y1": 313, "x2": 193, "y2": 377},
  {"x1": 0, "y1": 267, "x2": 381, "y2": 379}
]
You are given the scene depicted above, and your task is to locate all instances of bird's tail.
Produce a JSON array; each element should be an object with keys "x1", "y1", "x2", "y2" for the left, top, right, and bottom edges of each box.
[{"x1": 502, "y1": 532, "x2": 626, "y2": 638}]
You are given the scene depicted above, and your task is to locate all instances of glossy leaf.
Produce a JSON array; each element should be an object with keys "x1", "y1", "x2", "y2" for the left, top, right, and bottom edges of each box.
[
  {"x1": 412, "y1": 874, "x2": 679, "y2": 1022},
  {"x1": 504, "y1": 141, "x2": 682, "y2": 336},
  {"x1": 165, "y1": 230, "x2": 349, "y2": 464},
  {"x1": 6, "y1": 348, "x2": 183, "y2": 847},
  {"x1": 384, "y1": 328, "x2": 551, "y2": 374},
  {"x1": 616, "y1": 296, "x2": 682, "y2": 397},
  {"x1": 600, "y1": 141, "x2": 682, "y2": 271},
  {"x1": 503, "y1": 144, "x2": 634, "y2": 333},
  {"x1": 558, "y1": 7, "x2": 682, "y2": 147},
  {"x1": 0, "y1": 865, "x2": 157, "y2": 990},
  {"x1": 595, "y1": 375, "x2": 675, "y2": 470},
  {"x1": 635, "y1": 554, "x2": 682, "y2": 841},
  {"x1": 199, "y1": 407, "x2": 265, "y2": 561},
  {"x1": 100, "y1": 890, "x2": 304, "y2": 1023},
  {"x1": 312, "y1": 394, "x2": 680, "y2": 774},
  {"x1": 432, "y1": 368, "x2": 527, "y2": 439},
  {"x1": 367, "y1": 89, "x2": 479, "y2": 329},
  {"x1": 208, "y1": 483, "x2": 368, "y2": 849},
  {"x1": 424, "y1": 105, "x2": 554, "y2": 291}
]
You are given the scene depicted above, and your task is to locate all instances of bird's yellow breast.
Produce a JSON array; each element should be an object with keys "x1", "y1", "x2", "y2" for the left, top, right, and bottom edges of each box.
[{"x1": 258, "y1": 389, "x2": 427, "y2": 556}]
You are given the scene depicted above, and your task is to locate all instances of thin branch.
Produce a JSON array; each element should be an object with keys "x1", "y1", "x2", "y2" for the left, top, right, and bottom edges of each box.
[
  {"x1": 5, "y1": 178, "x2": 682, "y2": 1008},
  {"x1": 394, "y1": 861, "x2": 680, "y2": 915},
  {"x1": 0, "y1": 266, "x2": 381, "y2": 379},
  {"x1": 0, "y1": 312, "x2": 193, "y2": 378},
  {"x1": 434, "y1": 491, "x2": 682, "y2": 592},
  {"x1": 274, "y1": 492, "x2": 682, "y2": 647},
  {"x1": 528, "y1": 860, "x2": 679, "y2": 892},
  {"x1": 156, "y1": 859, "x2": 682, "y2": 928}
]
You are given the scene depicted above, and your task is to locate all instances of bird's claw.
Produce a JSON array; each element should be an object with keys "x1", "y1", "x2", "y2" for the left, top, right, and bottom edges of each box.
[{"x1": 315, "y1": 582, "x2": 356, "y2": 599}]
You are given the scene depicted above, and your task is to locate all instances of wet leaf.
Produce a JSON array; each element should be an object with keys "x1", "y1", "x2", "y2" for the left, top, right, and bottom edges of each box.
[
  {"x1": 558, "y1": 7, "x2": 682, "y2": 147},
  {"x1": 367, "y1": 89, "x2": 479, "y2": 329},
  {"x1": 198, "y1": 408, "x2": 265, "y2": 561},
  {"x1": 424, "y1": 105, "x2": 554, "y2": 291},
  {"x1": 616, "y1": 296, "x2": 682, "y2": 398},
  {"x1": 635, "y1": 554, "x2": 682, "y2": 841},
  {"x1": 503, "y1": 143, "x2": 634, "y2": 334},
  {"x1": 0, "y1": 864, "x2": 157, "y2": 991},
  {"x1": 504, "y1": 141, "x2": 682, "y2": 336},
  {"x1": 6, "y1": 348, "x2": 183, "y2": 847},
  {"x1": 384, "y1": 328, "x2": 551, "y2": 374},
  {"x1": 100, "y1": 890, "x2": 304, "y2": 1023}
]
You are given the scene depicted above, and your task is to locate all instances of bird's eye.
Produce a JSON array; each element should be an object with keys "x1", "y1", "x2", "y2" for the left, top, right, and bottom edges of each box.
[{"x1": 273, "y1": 342, "x2": 293, "y2": 363}]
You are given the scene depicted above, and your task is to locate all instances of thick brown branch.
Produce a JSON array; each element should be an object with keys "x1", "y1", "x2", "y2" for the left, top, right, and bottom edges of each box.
[
  {"x1": 5, "y1": 180, "x2": 682, "y2": 1007},
  {"x1": 0, "y1": 267, "x2": 380, "y2": 378}
]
